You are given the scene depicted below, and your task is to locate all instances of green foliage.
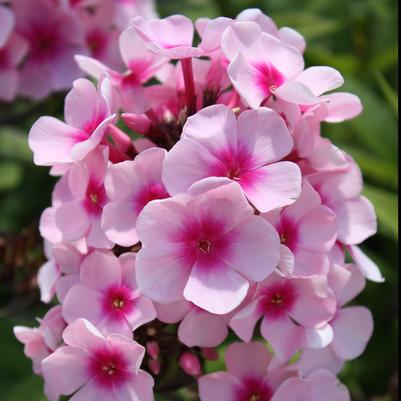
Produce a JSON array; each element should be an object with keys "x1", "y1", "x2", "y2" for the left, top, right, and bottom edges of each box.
[{"x1": 0, "y1": 0, "x2": 397, "y2": 400}]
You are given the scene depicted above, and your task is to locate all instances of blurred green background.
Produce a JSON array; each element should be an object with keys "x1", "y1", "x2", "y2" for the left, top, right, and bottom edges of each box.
[{"x1": 0, "y1": 0, "x2": 398, "y2": 400}]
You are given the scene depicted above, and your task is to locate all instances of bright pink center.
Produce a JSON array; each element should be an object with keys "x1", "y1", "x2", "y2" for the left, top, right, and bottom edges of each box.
[
  {"x1": 89, "y1": 347, "x2": 131, "y2": 389},
  {"x1": 236, "y1": 377, "x2": 272, "y2": 401},
  {"x1": 209, "y1": 147, "x2": 256, "y2": 182},
  {"x1": 278, "y1": 217, "x2": 298, "y2": 250},
  {"x1": 28, "y1": 26, "x2": 61, "y2": 60},
  {"x1": 259, "y1": 280, "x2": 297, "y2": 320},
  {"x1": 135, "y1": 183, "x2": 169, "y2": 213},
  {"x1": 176, "y1": 214, "x2": 231, "y2": 269},
  {"x1": 0, "y1": 48, "x2": 10, "y2": 69},
  {"x1": 84, "y1": 181, "x2": 108, "y2": 216},
  {"x1": 255, "y1": 63, "x2": 285, "y2": 98},
  {"x1": 102, "y1": 284, "x2": 135, "y2": 320},
  {"x1": 86, "y1": 30, "x2": 107, "y2": 59}
]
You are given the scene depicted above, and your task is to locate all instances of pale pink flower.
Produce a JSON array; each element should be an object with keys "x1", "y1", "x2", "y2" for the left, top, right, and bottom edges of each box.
[
  {"x1": 163, "y1": 105, "x2": 302, "y2": 213},
  {"x1": 75, "y1": 25, "x2": 166, "y2": 113},
  {"x1": 300, "y1": 264, "x2": 373, "y2": 375},
  {"x1": 113, "y1": 0, "x2": 158, "y2": 29},
  {"x1": 130, "y1": 15, "x2": 203, "y2": 59},
  {"x1": 307, "y1": 161, "x2": 377, "y2": 246},
  {"x1": 63, "y1": 251, "x2": 156, "y2": 336},
  {"x1": 29, "y1": 77, "x2": 115, "y2": 166},
  {"x1": 199, "y1": 342, "x2": 296, "y2": 401},
  {"x1": 102, "y1": 147, "x2": 169, "y2": 247},
  {"x1": 263, "y1": 182, "x2": 337, "y2": 276},
  {"x1": 42, "y1": 318, "x2": 154, "y2": 401},
  {"x1": 14, "y1": 306, "x2": 66, "y2": 375},
  {"x1": 37, "y1": 241, "x2": 84, "y2": 303},
  {"x1": 230, "y1": 272, "x2": 336, "y2": 361},
  {"x1": 271, "y1": 369, "x2": 350, "y2": 401},
  {"x1": 54, "y1": 146, "x2": 113, "y2": 248},
  {"x1": 136, "y1": 178, "x2": 280, "y2": 314},
  {"x1": 12, "y1": 0, "x2": 86, "y2": 100},
  {"x1": 222, "y1": 21, "x2": 344, "y2": 108}
]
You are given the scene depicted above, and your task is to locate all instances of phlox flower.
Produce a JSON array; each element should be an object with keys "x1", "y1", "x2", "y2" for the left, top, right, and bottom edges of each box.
[
  {"x1": 76, "y1": 25, "x2": 166, "y2": 113},
  {"x1": 42, "y1": 318, "x2": 154, "y2": 401},
  {"x1": 14, "y1": 306, "x2": 66, "y2": 375},
  {"x1": 307, "y1": 161, "x2": 377, "y2": 246},
  {"x1": 230, "y1": 272, "x2": 336, "y2": 361},
  {"x1": 29, "y1": 77, "x2": 115, "y2": 166},
  {"x1": 263, "y1": 181, "x2": 338, "y2": 276},
  {"x1": 222, "y1": 21, "x2": 344, "y2": 108},
  {"x1": 63, "y1": 251, "x2": 156, "y2": 336},
  {"x1": 54, "y1": 146, "x2": 112, "y2": 248},
  {"x1": 199, "y1": 341, "x2": 296, "y2": 401},
  {"x1": 12, "y1": 0, "x2": 86, "y2": 100},
  {"x1": 299, "y1": 263, "x2": 373, "y2": 375},
  {"x1": 37, "y1": 241, "x2": 84, "y2": 303},
  {"x1": 102, "y1": 147, "x2": 169, "y2": 247},
  {"x1": 163, "y1": 105, "x2": 302, "y2": 213},
  {"x1": 136, "y1": 178, "x2": 280, "y2": 314}
]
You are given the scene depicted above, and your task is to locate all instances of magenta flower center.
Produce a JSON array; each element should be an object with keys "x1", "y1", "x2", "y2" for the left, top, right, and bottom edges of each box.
[
  {"x1": 89, "y1": 348, "x2": 131, "y2": 389},
  {"x1": 259, "y1": 282, "x2": 296, "y2": 319},
  {"x1": 84, "y1": 182, "x2": 108, "y2": 215},
  {"x1": 102, "y1": 285, "x2": 135, "y2": 319},
  {"x1": 236, "y1": 377, "x2": 272, "y2": 401},
  {"x1": 255, "y1": 62, "x2": 285, "y2": 98},
  {"x1": 197, "y1": 238, "x2": 213, "y2": 254}
]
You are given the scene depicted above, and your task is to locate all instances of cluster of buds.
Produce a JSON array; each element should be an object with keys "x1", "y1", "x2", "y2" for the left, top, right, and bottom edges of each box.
[
  {"x1": 15, "y1": 7, "x2": 384, "y2": 401},
  {"x1": 0, "y1": 0, "x2": 156, "y2": 102}
]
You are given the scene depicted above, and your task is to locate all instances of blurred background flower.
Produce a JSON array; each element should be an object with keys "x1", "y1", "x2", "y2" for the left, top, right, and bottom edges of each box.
[{"x1": 0, "y1": 0, "x2": 397, "y2": 400}]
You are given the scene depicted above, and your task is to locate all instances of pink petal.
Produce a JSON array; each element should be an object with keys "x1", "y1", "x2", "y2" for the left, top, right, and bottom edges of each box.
[
  {"x1": 294, "y1": 66, "x2": 344, "y2": 97},
  {"x1": 331, "y1": 196, "x2": 377, "y2": 245},
  {"x1": 62, "y1": 319, "x2": 105, "y2": 350},
  {"x1": 236, "y1": 107, "x2": 294, "y2": 165},
  {"x1": 29, "y1": 117, "x2": 81, "y2": 166},
  {"x1": 183, "y1": 258, "x2": 249, "y2": 314},
  {"x1": 117, "y1": 371, "x2": 154, "y2": 401},
  {"x1": 155, "y1": 300, "x2": 192, "y2": 323},
  {"x1": 348, "y1": 245, "x2": 384, "y2": 283},
  {"x1": 136, "y1": 245, "x2": 191, "y2": 304},
  {"x1": 102, "y1": 201, "x2": 139, "y2": 246},
  {"x1": 80, "y1": 251, "x2": 121, "y2": 291},
  {"x1": 331, "y1": 306, "x2": 373, "y2": 360},
  {"x1": 277, "y1": 27, "x2": 306, "y2": 53},
  {"x1": 296, "y1": 205, "x2": 337, "y2": 252},
  {"x1": 42, "y1": 346, "x2": 89, "y2": 395},
  {"x1": 222, "y1": 215, "x2": 280, "y2": 281},
  {"x1": 0, "y1": 6, "x2": 14, "y2": 47},
  {"x1": 299, "y1": 347, "x2": 344, "y2": 376},
  {"x1": 261, "y1": 316, "x2": 305, "y2": 361},
  {"x1": 86, "y1": 217, "x2": 114, "y2": 249},
  {"x1": 0, "y1": 68, "x2": 18, "y2": 102},
  {"x1": 126, "y1": 296, "x2": 157, "y2": 331},
  {"x1": 198, "y1": 372, "x2": 240, "y2": 401},
  {"x1": 225, "y1": 341, "x2": 272, "y2": 379},
  {"x1": 229, "y1": 299, "x2": 263, "y2": 342},
  {"x1": 55, "y1": 201, "x2": 91, "y2": 241},
  {"x1": 62, "y1": 284, "x2": 103, "y2": 325},
  {"x1": 273, "y1": 80, "x2": 317, "y2": 105},
  {"x1": 37, "y1": 260, "x2": 59, "y2": 303},
  {"x1": 241, "y1": 162, "x2": 302, "y2": 212},
  {"x1": 178, "y1": 308, "x2": 228, "y2": 347},
  {"x1": 18, "y1": 59, "x2": 51, "y2": 100},
  {"x1": 320, "y1": 92, "x2": 363, "y2": 123}
]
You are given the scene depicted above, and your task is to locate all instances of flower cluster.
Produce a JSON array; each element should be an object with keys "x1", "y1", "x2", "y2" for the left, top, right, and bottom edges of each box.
[
  {"x1": 0, "y1": 0, "x2": 156, "y2": 102},
  {"x1": 15, "y1": 7, "x2": 384, "y2": 401}
]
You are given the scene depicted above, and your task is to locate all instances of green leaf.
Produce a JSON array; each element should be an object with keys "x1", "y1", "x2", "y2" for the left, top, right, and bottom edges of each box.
[
  {"x1": 341, "y1": 77, "x2": 398, "y2": 162},
  {"x1": 0, "y1": 127, "x2": 32, "y2": 162},
  {"x1": 0, "y1": 162, "x2": 23, "y2": 192},
  {"x1": 2, "y1": 376, "x2": 48, "y2": 401},
  {"x1": 363, "y1": 184, "x2": 398, "y2": 240},
  {"x1": 374, "y1": 70, "x2": 398, "y2": 116}
]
